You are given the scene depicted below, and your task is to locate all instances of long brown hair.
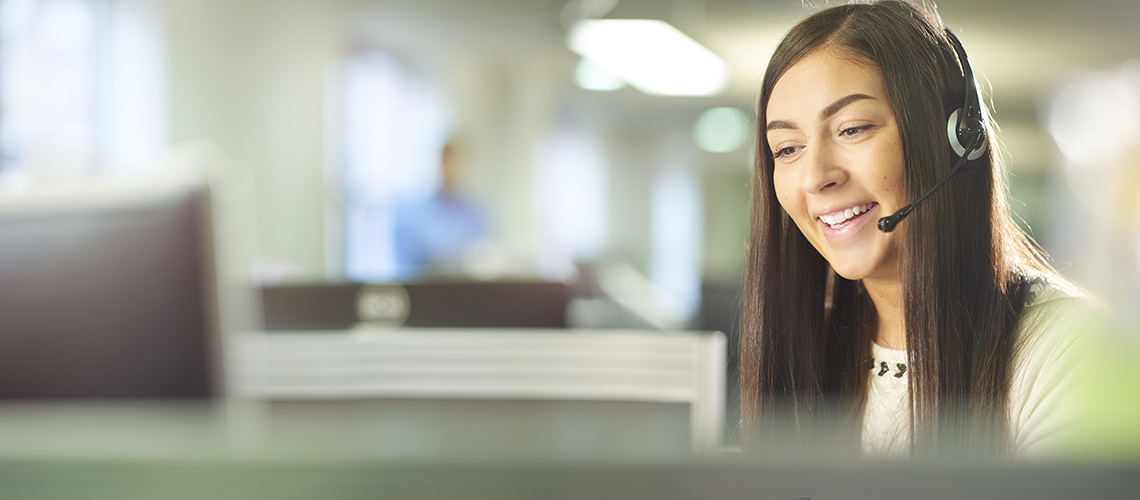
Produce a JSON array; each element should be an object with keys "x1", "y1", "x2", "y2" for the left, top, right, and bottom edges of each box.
[{"x1": 740, "y1": 0, "x2": 1059, "y2": 456}]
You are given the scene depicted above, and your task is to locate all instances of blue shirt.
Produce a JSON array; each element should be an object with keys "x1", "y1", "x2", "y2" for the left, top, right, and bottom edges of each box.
[{"x1": 393, "y1": 192, "x2": 488, "y2": 279}]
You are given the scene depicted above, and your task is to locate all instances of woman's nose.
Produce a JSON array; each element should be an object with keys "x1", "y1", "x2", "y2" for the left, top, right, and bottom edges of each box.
[{"x1": 799, "y1": 142, "x2": 847, "y2": 193}]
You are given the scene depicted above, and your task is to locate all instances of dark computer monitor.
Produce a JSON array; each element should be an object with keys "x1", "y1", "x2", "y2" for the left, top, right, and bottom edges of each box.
[
  {"x1": 260, "y1": 280, "x2": 572, "y2": 331},
  {"x1": 0, "y1": 182, "x2": 219, "y2": 399}
]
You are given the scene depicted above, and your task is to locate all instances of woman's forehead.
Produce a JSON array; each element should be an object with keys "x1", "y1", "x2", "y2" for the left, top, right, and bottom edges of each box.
[{"x1": 767, "y1": 49, "x2": 888, "y2": 121}]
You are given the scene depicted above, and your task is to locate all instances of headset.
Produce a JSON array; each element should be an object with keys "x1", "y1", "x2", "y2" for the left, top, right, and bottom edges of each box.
[{"x1": 877, "y1": 28, "x2": 989, "y2": 233}]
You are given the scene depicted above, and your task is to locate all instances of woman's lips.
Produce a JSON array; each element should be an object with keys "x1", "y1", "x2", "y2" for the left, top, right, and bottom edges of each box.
[{"x1": 819, "y1": 202, "x2": 878, "y2": 241}]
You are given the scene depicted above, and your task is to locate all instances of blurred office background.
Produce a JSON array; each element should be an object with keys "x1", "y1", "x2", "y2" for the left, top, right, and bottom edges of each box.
[{"x1": 2, "y1": 0, "x2": 1140, "y2": 466}]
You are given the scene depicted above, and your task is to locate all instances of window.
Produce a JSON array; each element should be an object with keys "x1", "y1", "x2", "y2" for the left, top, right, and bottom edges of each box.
[
  {"x1": 335, "y1": 50, "x2": 451, "y2": 281},
  {"x1": 533, "y1": 124, "x2": 608, "y2": 279},
  {"x1": 0, "y1": 0, "x2": 165, "y2": 185},
  {"x1": 0, "y1": 0, "x2": 98, "y2": 179}
]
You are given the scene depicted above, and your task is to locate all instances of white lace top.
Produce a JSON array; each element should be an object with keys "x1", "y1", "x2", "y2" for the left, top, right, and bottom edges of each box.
[{"x1": 861, "y1": 284, "x2": 1091, "y2": 458}]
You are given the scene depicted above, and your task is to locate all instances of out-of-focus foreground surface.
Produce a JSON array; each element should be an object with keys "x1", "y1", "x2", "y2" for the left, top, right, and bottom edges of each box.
[{"x1": 0, "y1": 402, "x2": 1137, "y2": 499}]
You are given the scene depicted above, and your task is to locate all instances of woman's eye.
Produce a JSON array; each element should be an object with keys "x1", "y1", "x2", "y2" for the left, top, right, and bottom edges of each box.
[
  {"x1": 839, "y1": 125, "x2": 873, "y2": 137},
  {"x1": 772, "y1": 145, "x2": 802, "y2": 159}
]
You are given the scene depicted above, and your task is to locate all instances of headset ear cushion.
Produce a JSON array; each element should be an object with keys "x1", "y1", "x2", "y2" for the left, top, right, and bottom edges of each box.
[{"x1": 946, "y1": 107, "x2": 988, "y2": 163}]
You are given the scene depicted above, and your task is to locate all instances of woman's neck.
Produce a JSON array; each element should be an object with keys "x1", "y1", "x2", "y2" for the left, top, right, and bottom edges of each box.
[{"x1": 863, "y1": 277, "x2": 906, "y2": 350}]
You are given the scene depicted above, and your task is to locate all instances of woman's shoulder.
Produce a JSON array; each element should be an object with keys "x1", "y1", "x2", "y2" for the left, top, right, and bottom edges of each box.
[
  {"x1": 1009, "y1": 277, "x2": 1100, "y2": 458},
  {"x1": 1017, "y1": 278, "x2": 1099, "y2": 351}
]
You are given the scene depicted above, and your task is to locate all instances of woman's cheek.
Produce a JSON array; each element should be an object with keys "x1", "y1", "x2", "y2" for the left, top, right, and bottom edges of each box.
[{"x1": 772, "y1": 171, "x2": 796, "y2": 214}]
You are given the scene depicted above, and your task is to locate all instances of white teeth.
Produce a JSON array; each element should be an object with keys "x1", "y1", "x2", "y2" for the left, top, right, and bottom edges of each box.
[{"x1": 819, "y1": 202, "x2": 874, "y2": 228}]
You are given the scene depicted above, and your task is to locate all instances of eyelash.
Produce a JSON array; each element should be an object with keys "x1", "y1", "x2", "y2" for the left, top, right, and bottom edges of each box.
[
  {"x1": 770, "y1": 125, "x2": 875, "y2": 160},
  {"x1": 840, "y1": 125, "x2": 873, "y2": 137},
  {"x1": 772, "y1": 146, "x2": 801, "y2": 160}
]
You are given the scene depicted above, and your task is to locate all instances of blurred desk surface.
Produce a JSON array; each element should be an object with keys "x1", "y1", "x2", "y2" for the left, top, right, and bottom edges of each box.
[
  {"x1": 0, "y1": 402, "x2": 1135, "y2": 500},
  {"x1": 0, "y1": 403, "x2": 1135, "y2": 500}
]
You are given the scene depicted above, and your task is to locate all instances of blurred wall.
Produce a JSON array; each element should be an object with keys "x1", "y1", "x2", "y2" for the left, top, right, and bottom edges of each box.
[
  {"x1": 165, "y1": 0, "x2": 337, "y2": 278},
  {"x1": 161, "y1": 0, "x2": 587, "y2": 280}
]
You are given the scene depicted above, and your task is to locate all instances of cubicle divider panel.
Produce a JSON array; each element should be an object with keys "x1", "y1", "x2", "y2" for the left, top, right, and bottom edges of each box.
[{"x1": 227, "y1": 329, "x2": 726, "y2": 456}]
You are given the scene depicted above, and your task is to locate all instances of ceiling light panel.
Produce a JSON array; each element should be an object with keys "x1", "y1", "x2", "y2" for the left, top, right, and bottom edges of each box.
[{"x1": 568, "y1": 19, "x2": 729, "y2": 96}]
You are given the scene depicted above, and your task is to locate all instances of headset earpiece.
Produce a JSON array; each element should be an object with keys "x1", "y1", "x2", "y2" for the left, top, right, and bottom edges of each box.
[
  {"x1": 946, "y1": 107, "x2": 987, "y2": 163},
  {"x1": 944, "y1": 29, "x2": 988, "y2": 166}
]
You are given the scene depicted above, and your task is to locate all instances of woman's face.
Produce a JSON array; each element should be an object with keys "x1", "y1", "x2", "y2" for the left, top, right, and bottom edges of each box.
[{"x1": 766, "y1": 48, "x2": 908, "y2": 282}]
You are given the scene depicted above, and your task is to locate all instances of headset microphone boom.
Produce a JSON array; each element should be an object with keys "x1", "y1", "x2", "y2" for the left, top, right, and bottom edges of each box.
[{"x1": 877, "y1": 29, "x2": 989, "y2": 233}]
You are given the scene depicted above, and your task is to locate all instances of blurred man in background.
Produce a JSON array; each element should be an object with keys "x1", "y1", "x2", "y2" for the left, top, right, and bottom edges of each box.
[{"x1": 394, "y1": 140, "x2": 489, "y2": 279}]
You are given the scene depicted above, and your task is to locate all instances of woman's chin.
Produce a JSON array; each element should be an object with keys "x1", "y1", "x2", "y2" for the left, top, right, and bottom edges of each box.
[
  {"x1": 828, "y1": 260, "x2": 875, "y2": 282},
  {"x1": 831, "y1": 267, "x2": 864, "y2": 281}
]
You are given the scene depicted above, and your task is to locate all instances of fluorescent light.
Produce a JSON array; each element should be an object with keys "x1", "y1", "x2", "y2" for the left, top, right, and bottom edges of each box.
[
  {"x1": 575, "y1": 58, "x2": 626, "y2": 91},
  {"x1": 568, "y1": 19, "x2": 729, "y2": 96}
]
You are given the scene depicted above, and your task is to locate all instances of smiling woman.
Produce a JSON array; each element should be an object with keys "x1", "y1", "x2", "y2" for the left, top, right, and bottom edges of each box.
[
  {"x1": 767, "y1": 49, "x2": 907, "y2": 290},
  {"x1": 740, "y1": 0, "x2": 1093, "y2": 459}
]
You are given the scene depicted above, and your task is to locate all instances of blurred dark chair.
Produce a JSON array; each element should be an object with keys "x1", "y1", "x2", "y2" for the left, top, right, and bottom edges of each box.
[{"x1": 0, "y1": 183, "x2": 218, "y2": 399}]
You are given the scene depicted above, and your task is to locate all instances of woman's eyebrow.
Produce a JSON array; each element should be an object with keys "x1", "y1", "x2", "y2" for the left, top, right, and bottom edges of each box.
[
  {"x1": 820, "y1": 93, "x2": 874, "y2": 120},
  {"x1": 767, "y1": 119, "x2": 796, "y2": 130},
  {"x1": 767, "y1": 93, "x2": 876, "y2": 131}
]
